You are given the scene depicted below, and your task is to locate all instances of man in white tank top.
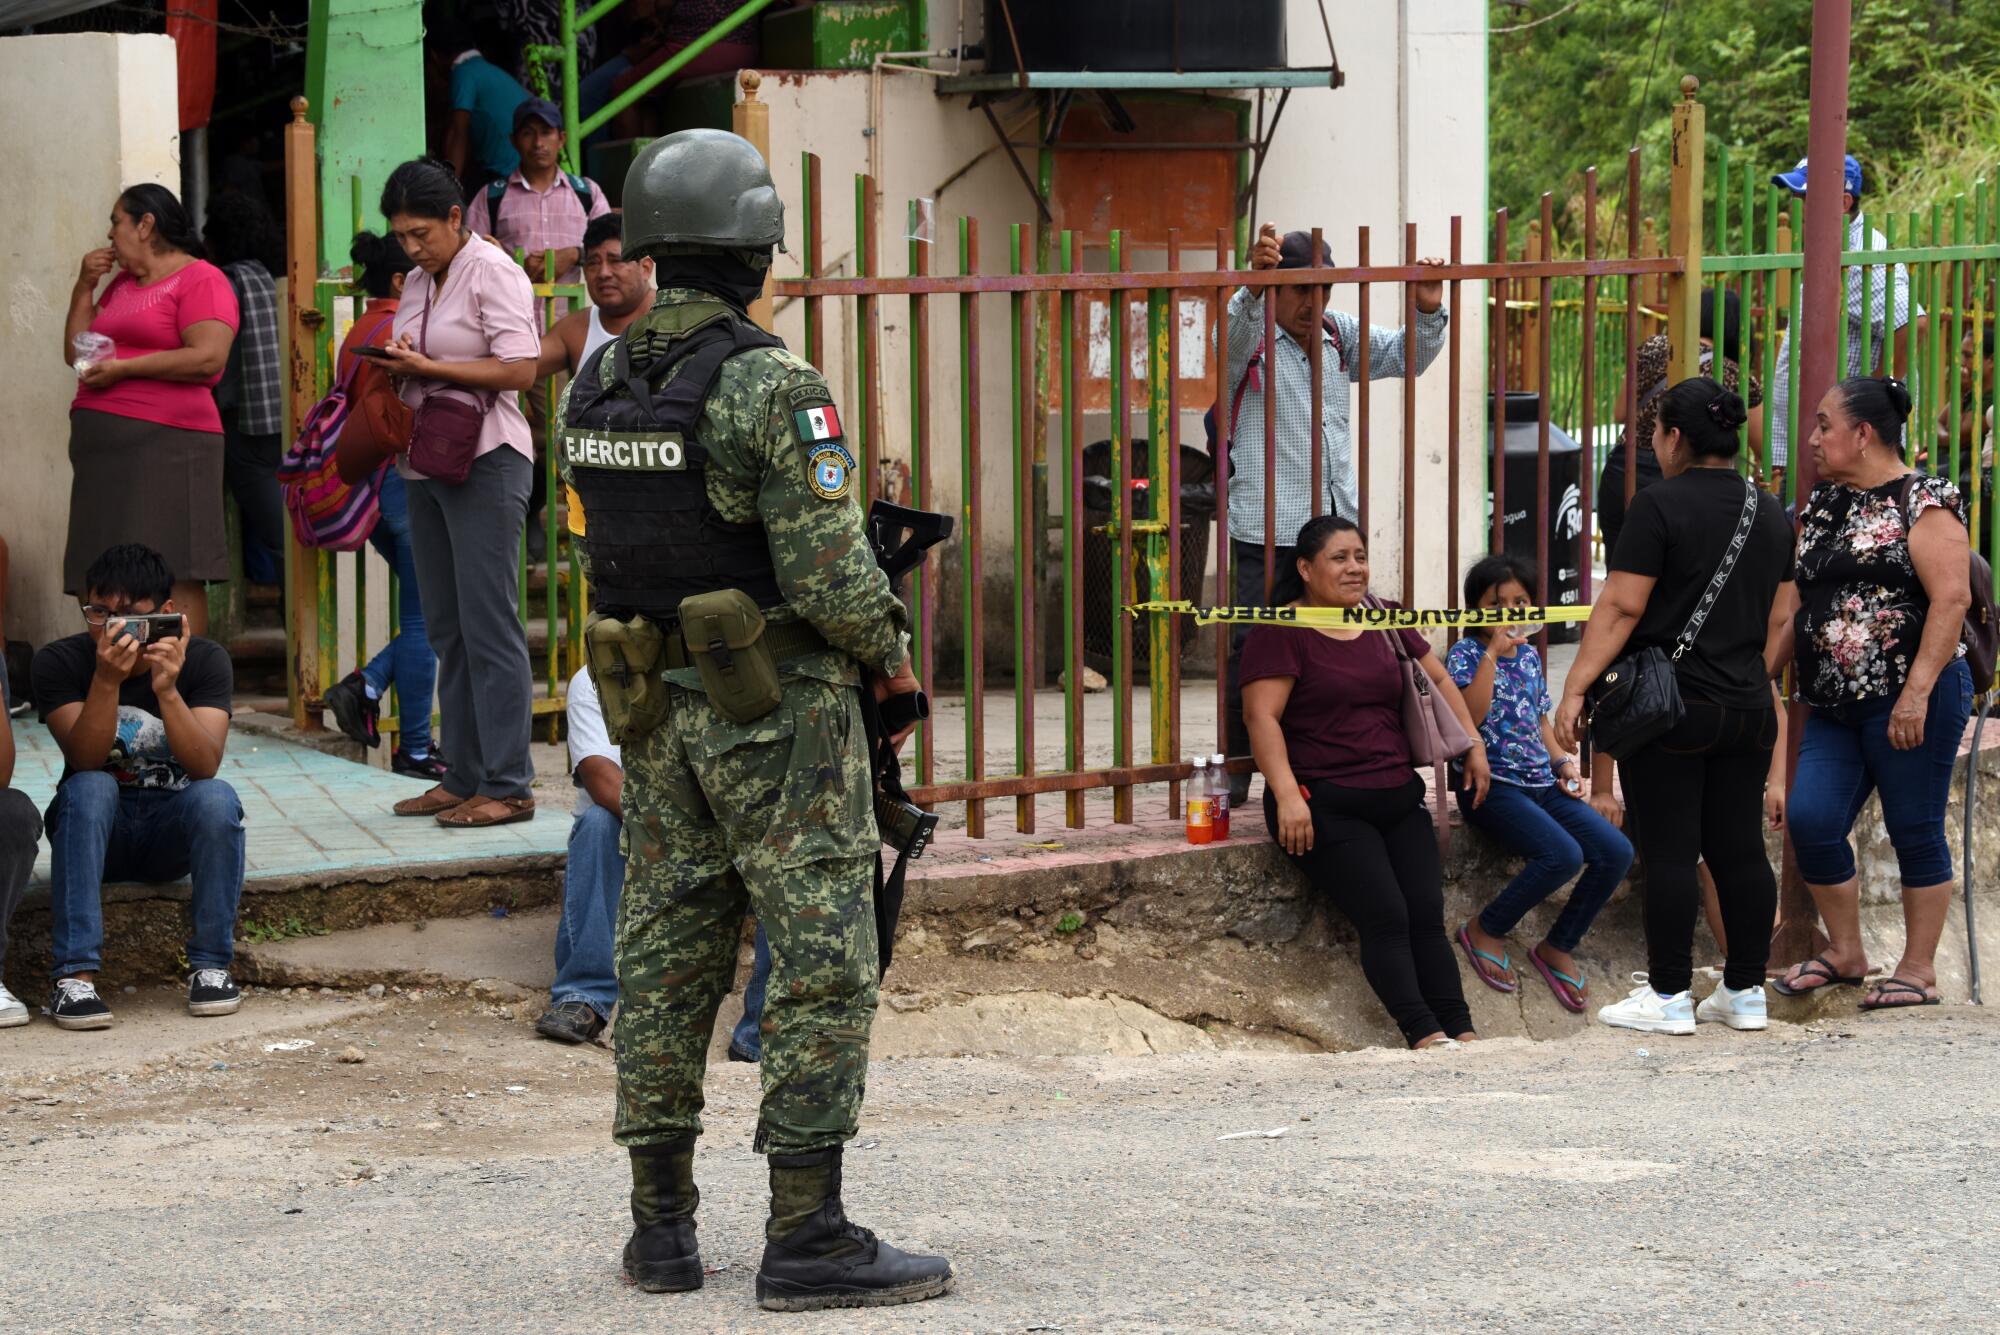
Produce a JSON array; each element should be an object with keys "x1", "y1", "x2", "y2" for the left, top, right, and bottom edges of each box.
[{"x1": 536, "y1": 213, "x2": 656, "y2": 382}]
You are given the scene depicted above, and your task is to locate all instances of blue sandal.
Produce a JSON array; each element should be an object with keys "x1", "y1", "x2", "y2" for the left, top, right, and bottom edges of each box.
[
  {"x1": 1457, "y1": 923, "x2": 1518, "y2": 994},
  {"x1": 1529, "y1": 948, "x2": 1588, "y2": 1013}
]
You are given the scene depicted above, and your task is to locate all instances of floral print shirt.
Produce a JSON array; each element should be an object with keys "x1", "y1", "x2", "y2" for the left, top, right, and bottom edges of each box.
[
  {"x1": 1445, "y1": 637, "x2": 1556, "y2": 788},
  {"x1": 1794, "y1": 473, "x2": 1968, "y2": 707}
]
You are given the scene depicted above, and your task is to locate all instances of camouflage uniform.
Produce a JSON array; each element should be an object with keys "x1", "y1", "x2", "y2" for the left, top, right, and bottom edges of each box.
[{"x1": 564, "y1": 289, "x2": 909, "y2": 1157}]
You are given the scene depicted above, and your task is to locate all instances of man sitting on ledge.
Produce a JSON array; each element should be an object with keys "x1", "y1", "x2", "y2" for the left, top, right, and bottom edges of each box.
[{"x1": 31, "y1": 543, "x2": 245, "y2": 1030}]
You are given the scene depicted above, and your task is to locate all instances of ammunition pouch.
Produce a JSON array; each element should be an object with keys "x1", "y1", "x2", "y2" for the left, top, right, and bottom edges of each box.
[{"x1": 583, "y1": 611, "x2": 671, "y2": 744}]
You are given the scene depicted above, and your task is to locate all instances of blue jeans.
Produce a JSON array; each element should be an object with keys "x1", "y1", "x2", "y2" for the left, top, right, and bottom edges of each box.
[
  {"x1": 1458, "y1": 779, "x2": 1633, "y2": 952},
  {"x1": 1790, "y1": 657, "x2": 1973, "y2": 888},
  {"x1": 363, "y1": 471, "x2": 437, "y2": 755},
  {"x1": 730, "y1": 923, "x2": 772, "y2": 1059},
  {"x1": 555, "y1": 795, "x2": 625, "y2": 1018},
  {"x1": 46, "y1": 772, "x2": 246, "y2": 979}
]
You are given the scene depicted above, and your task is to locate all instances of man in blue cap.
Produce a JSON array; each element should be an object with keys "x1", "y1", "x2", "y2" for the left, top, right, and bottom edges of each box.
[
  {"x1": 466, "y1": 97, "x2": 612, "y2": 294},
  {"x1": 465, "y1": 95, "x2": 612, "y2": 560},
  {"x1": 1767, "y1": 154, "x2": 1923, "y2": 485}
]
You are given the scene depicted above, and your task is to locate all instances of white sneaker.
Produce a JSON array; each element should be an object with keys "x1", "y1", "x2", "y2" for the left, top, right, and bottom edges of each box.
[
  {"x1": 1597, "y1": 973, "x2": 1695, "y2": 1035},
  {"x1": 0, "y1": 984, "x2": 27, "y2": 1028},
  {"x1": 1696, "y1": 983, "x2": 1769, "y2": 1031}
]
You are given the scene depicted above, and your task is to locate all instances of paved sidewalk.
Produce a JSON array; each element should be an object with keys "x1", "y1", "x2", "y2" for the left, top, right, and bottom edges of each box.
[{"x1": 10, "y1": 720, "x2": 568, "y2": 894}]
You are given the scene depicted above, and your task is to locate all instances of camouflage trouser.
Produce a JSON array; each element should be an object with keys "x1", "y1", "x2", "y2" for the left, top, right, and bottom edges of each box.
[{"x1": 613, "y1": 675, "x2": 879, "y2": 1155}]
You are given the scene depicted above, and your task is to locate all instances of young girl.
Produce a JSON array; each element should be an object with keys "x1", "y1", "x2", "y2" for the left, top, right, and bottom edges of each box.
[{"x1": 1446, "y1": 556, "x2": 1633, "y2": 1012}]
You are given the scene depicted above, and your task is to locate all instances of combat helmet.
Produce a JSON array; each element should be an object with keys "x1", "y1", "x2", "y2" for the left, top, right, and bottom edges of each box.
[{"x1": 622, "y1": 128, "x2": 785, "y2": 259}]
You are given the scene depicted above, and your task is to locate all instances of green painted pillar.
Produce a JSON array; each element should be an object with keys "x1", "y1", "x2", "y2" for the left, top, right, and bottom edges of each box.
[{"x1": 306, "y1": 0, "x2": 426, "y2": 262}]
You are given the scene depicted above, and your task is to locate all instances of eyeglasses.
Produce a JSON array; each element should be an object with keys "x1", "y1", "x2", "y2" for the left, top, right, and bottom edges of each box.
[{"x1": 79, "y1": 604, "x2": 147, "y2": 627}]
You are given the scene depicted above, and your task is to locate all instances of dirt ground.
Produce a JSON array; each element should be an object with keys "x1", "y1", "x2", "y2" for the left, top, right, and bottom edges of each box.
[{"x1": 2, "y1": 985, "x2": 1996, "y2": 1333}]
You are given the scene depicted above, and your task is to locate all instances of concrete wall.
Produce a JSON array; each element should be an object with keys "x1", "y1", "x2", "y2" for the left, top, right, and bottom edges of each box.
[
  {"x1": 0, "y1": 34, "x2": 181, "y2": 653},
  {"x1": 749, "y1": 0, "x2": 1490, "y2": 679}
]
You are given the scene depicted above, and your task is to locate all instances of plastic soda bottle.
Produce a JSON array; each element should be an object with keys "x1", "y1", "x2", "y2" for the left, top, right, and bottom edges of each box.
[
  {"x1": 1209, "y1": 752, "x2": 1230, "y2": 840},
  {"x1": 1186, "y1": 756, "x2": 1214, "y2": 845}
]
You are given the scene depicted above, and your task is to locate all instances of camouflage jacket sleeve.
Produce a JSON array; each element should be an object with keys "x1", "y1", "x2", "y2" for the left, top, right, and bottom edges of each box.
[{"x1": 706, "y1": 349, "x2": 910, "y2": 676}]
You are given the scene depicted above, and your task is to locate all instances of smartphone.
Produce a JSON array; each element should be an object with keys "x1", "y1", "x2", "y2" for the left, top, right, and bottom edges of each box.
[
  {"x1": 115, "y1": 613, "x2": 185, "y2": 645},
  {"x1": 352, "y1": 345, "x2": 397, "y2": 361}
]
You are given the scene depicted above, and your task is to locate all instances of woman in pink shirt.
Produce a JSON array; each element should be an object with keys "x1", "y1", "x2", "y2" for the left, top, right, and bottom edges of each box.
[
  {"x1": 374, "y1": 159, "x2": 541, "y2": 829},
  {"x1": 63, "y1": 184, "x2": 240, "y2": 635}
]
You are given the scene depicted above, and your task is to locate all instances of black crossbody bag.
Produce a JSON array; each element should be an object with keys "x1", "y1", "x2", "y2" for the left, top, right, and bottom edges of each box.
[{"x1": 1586, "y1": 479, "x2": 1761, "y2": 759}]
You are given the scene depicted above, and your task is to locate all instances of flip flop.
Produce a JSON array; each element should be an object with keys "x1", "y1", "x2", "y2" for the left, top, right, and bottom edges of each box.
[
  {"x1": 1859, "y1": 976, "x2": 1942, "y2": 1010},
  {"x1": 1456, "y1": 923, "x2": 1517, "y2": 993},
  {"x1": 1528, "y1": 948, "x2": 1588, "y2": 1014},
  {"x1": 1770, "y1": 953, "x2": 1866, "y2": 997}
]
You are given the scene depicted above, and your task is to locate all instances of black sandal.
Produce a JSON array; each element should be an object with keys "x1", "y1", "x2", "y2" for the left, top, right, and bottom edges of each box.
[
  {"x1": 1770, "y1": 953, "x2": 1865, "y2": 997},
  {"x1": 1859, "y1": 976, "x2": 1942, "y2": 1010}
]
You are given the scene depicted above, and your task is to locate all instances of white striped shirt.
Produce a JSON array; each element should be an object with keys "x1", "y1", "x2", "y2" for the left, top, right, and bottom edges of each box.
[{"x1": 1220, "y1": 286, "x2": 1449, "y2": 545}]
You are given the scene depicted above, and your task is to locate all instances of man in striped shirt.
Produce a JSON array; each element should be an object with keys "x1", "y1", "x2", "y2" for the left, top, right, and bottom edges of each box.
[
  {"x1": 466, "y1": 97, "x2": 612, "y2": 296},
  {"x1": 1765, "y1": 154, "x2": 1922, "y2": 482},
  {"x1": 468, "y1": 96, "x2": 612, "y2": 559},
  {"x1": 1220, "y1": 224, "x2": 1451, "y2": 802}
]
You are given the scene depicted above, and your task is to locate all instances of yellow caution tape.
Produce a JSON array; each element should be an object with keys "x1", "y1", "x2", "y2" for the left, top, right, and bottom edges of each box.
[{"x1": 1126, "y1": 601, "x2": 1596, "y2": 629}]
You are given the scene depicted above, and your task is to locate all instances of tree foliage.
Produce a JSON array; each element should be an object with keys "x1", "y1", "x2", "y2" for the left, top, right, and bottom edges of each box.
[{"x1": 1489, "y1": 0, "x2": 1999, "y2": 251}]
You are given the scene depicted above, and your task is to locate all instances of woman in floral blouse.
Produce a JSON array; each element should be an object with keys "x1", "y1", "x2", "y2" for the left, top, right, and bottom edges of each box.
[{"x1": 1773, "y1": 377, "x2": 1973, "y2": 1009}]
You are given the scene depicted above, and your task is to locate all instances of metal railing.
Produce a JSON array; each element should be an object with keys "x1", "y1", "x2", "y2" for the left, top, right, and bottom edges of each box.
[
  {"x1": 773, "y1": 138, "x2": 1688, "y2": 833},
  {"x1": 276, "y1": 76, "x2": 2000, "y2": 828}
]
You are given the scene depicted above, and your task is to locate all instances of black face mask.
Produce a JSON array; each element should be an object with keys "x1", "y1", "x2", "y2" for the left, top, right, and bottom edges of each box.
[{"x1": 650, "y1": 252, "x2": 767, "y2": 312}]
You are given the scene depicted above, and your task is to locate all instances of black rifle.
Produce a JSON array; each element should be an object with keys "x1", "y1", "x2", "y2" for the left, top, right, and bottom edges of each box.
[{"x1": 860, "y1": 500, "x2": 955, "y2": 977}]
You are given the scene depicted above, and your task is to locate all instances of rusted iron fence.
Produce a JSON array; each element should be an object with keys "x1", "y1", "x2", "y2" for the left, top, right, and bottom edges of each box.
[
  {"x1": 773, "y1": 136, "x2": 1686, "y2": 833},
  {"x1": 279, "y1": 78, "x2": 2000, "y2": 837}
]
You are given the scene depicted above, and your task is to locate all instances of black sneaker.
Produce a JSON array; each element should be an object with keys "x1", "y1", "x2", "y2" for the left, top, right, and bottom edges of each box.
[
  {"x1": 392, "y1": 747, "x2": 449, "y2": 781},
  {"x1": 324, "y1": 671, "x2": 381, "y2": 750},
  {"x1": 187, "y1": 969, "x2": 243, "y2": 1017},
  {"x1": 535, "y1": 1000, "x2": 606, "y2": 1044},
  {"x1": 48, "y1": 977, "x2": 113, "y2": 1030}
]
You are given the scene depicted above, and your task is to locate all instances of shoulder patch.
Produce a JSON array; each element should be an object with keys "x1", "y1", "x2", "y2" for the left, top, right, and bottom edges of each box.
[
  {"x1": 807, "y1": 440, "x2": 857, "y2": 502},
  {"x1": 792, "y1": 399, "x2": 845, "y2": 449},
  {"x1": 787, "y1": 383, "x2": 834, "y2": 409}
]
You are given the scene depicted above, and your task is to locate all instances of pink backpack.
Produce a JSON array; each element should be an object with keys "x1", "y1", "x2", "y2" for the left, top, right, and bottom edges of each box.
[{"x1": 277, "y1": 314, "x2": 395, "y2": 551}]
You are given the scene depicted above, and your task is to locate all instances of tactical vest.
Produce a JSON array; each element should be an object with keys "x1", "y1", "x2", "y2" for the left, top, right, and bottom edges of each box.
[{"x1": 561, "y1": 305, "x2": 787, "y2": 620}]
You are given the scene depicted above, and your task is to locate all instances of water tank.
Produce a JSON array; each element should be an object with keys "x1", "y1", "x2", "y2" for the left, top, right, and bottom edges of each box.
[{"x1": 984, "y1": 0, "x2": 1287, "y2": 73}]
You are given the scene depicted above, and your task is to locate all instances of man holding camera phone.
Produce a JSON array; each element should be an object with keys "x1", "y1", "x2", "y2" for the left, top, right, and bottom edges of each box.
[{"x1": 30, "y1": 543, "x2": 244, "y2": 1030}]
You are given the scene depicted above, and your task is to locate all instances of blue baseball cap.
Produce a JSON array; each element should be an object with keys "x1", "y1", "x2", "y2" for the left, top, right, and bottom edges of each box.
[
  {"x1": 1772, "y1": 154, "x2": 1863, "y2": 199},
  {"x1": 513, "y1": 96, "x2": 563, "y2": 134}
]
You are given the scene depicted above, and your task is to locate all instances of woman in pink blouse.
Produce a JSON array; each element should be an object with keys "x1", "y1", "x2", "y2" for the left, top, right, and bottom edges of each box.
[
  {"x1": 63, "y1": 184, "x2": 240, "y2": 635},
  {"x1": 374, "y1": 159, "x2": 541, "y2": 829}
]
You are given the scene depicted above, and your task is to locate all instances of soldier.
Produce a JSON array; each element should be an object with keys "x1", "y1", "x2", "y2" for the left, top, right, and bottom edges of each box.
[{"x1": 558, "y1": 128, "x2": 953, "y2": 1312}]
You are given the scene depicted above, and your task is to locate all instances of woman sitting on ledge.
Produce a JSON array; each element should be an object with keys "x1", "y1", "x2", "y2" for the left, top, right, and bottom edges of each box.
[{"x1": 1241, "y1": 515, "x2": 1492, "y2": 1049}]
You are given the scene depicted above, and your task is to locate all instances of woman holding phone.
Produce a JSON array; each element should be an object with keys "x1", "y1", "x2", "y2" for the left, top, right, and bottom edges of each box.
[
  {"x1": 373, "y1": 158, "x2": 539, "y2": 829},
  {"x1": 1446, "y1": 555, "x2": 1632, "y2": 1013}
]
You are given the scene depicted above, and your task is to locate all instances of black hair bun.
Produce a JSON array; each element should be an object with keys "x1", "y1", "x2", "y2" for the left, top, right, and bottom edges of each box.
[
  {"x1": 1882, "y1": 377, "x2": 1913, "y2": 418},
  {"x1": 1704, "y1": 389, "x2": 1748, "y2": 431}
]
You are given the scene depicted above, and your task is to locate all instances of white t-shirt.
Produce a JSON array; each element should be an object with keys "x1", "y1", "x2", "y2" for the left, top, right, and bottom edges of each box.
[
  {"x1": 581, "y1": 307, "x2": 616, "y2": 368},
  {"x1": 567, "y1": 667, "x2": 622, "y2": 813}
]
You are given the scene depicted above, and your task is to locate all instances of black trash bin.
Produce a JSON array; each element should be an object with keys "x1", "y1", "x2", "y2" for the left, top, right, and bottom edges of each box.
[
  {"x1": 1490, "y1": 392, "x2": 1586, "y2": 644},
  {"x1": 1081, "y1": 441, "x2": 1216, "y2": 674}
]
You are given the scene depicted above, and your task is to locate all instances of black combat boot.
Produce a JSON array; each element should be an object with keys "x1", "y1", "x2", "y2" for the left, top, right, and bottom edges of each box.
[
  {"x1": 754, "y1": 1148, "x2": 954, "y2": 1312},
  {"x1": 623, "y1": 1137, "x2": 703, "y2": 1293}
]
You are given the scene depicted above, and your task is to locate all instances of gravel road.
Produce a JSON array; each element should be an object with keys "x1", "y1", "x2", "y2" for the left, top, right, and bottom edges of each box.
[{"x1": 1, "y1": 990, "x2": 1994, "y2": 1333}]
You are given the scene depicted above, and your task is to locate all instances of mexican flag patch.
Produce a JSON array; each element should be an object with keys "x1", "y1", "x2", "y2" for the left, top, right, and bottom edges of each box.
[{"x1": 794, "y1": 403, "x2": 843, "y2": 443}]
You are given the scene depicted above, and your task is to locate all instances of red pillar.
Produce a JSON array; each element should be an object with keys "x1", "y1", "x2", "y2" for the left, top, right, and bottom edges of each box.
[{"x1": 1774, "y1": 0, "x2": 1852, "y2": 966}]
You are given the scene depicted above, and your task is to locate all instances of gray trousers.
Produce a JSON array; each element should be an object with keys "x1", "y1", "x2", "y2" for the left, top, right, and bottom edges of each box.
[
  {"x1": 0, "y1": 786, "x2": 41, "y2": 965},
  {"x1": 406, "y1": 449, "x2": 535, "y2": 800}
]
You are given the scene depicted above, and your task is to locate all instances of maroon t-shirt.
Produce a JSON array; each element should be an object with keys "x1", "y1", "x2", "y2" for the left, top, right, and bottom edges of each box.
[{"x1": 1239, "y1": 624, "x2": 1429, "y2": 788}]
